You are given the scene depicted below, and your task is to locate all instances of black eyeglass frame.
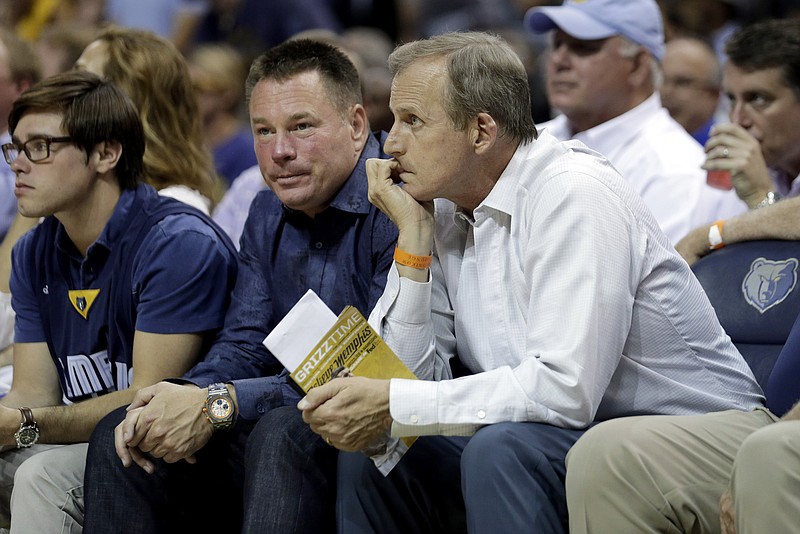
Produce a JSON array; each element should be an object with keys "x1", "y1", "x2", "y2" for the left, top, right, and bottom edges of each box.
[{"x1": 2, "y1": 136, "x2": 74, "y2": 165}]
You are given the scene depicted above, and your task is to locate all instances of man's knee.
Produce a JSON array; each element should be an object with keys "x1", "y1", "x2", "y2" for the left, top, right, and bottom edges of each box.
[
  {"x1": 736, "y1": 422, "x2": 787, "y2": 464},
  {"x1": 567, "y1": 417, "x2": 656, "y2": 479},
  {"x1": 337, "y1": 451, "x2": 379, "y2": 496},
  {"x1": 87, "y1": 406, "x2": 126, "y2": 461},
  {"x1": 13, "y1": 445, "x2": 84, "y2": 499},
  {"x1": 461, "y1": 423, "x2": 540, "y2": 477},
  {"x1": 13, "y1": 453, "x2": 48, "y2": 496},
  {"x1": 247, "y1": 406, "x2": 301, "y2": 448},
  {"x1": 733, "y1": 422, "x2": 789, "y2": 486},
  {"x1": 462, "y1": 422, "x2": 577, "y2": 479}
]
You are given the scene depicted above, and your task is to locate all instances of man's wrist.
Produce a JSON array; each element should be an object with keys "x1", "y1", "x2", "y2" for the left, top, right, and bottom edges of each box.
[
  {"x1": 202, "y1": 383, "x2": 237, "y2": 431},
  {"x1": 14, "y1": 407, "x2": 40, "y2": 448}
]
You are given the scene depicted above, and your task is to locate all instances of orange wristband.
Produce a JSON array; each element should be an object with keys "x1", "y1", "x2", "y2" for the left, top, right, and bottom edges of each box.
[{"x1": 393, "y1": 247, "x2": 432, "y2": 269}]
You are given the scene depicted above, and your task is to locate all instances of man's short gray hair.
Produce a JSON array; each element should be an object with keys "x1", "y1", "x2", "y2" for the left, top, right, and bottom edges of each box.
[{"x1": 388, "y1": 32, "x2": 538, "y2": 144}]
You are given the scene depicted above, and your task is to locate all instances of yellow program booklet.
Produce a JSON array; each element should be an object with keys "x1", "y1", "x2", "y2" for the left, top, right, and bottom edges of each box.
[{"x1": 263, "y1": 289, "x2": 416, "y2": 474}]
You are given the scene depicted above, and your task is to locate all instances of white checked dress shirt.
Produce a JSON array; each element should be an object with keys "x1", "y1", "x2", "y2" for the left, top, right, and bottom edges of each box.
[{"x1": 370, "y1": 132, "x2": 764, "y2": 438}]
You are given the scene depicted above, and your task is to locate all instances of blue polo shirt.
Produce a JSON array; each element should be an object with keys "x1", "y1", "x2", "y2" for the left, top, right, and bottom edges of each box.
[
  {"x1": 10, "y1": 184, "x2": 238, "y2": 403},
  {"x1": 184, "y1": 131, "x2": 398, "y2": 419}
]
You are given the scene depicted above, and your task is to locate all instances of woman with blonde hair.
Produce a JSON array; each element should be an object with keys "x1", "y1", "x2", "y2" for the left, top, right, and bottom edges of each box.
[{"x1": 76, "y1": 25, "x2": 224, "y2": 212}]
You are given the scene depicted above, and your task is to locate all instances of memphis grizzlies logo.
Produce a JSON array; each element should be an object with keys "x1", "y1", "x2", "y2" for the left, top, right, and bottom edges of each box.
[{"x1": 742, "y1": 257, "x2": 799, "y2": 314}]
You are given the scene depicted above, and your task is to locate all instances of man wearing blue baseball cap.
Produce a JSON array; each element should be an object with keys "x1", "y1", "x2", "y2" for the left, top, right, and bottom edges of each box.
[{"x1": 525, "y1": 0, "x2": 745, "y2": 244}]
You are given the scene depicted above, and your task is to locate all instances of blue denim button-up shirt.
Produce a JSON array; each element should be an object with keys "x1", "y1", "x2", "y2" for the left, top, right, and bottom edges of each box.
[{"x1": 184, "y1": 132, "x2": 398, "y2": 419}]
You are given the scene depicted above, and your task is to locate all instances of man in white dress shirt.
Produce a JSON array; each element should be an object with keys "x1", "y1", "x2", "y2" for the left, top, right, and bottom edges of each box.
[
  {"x1": 297, "y1": 31, "x2": 763, "y2": 533},
  {"x1": 525, "y1": 0, "x2": 744, "y2": 243}
]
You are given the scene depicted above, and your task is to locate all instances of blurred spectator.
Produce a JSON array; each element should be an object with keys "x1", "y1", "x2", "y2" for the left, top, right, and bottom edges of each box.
[
  {"x1": 34, "y1": 24, "x2": 94, "y2": 78},
  {"x1": 341, "y1": 26, "x2": 395, "y2": 132},
  {"x1": 14, "y1": 0, "x2": 104, "y2": 41},
  {"x1": 526, "y1": 0, "x2": 744, "y2": 243},
  {"x1": 659, "y1": 0, "x2": 761, "y2": 62},
  {"x1": 173, "y1": 0, "x2": 341, "y2": 63},
  {"x1": 494, "y1": 26, "x2": 553, "y2": 125},
  {"x1": 0, "y1": 28, "x2": 41, "y2": 242},
  {"x1": 341, "y1": 26, "x2": 394, "y2": 72},
  {"x1": 211, "y1": 164, "x2": 265, "y2": 248},
  {"x1": 9, "y1": 0, "x2": 60, "y2": 41},
  {"x1": 104, "y1": 0, "x2": 207, "y2": 39},
  {"x1": 396, "y1": 0, "x2": 520, "y2": 40},
  {"x1": 76, "y1": 26, "x2": 225, "y2": 211},
  {"x1": 676, "y1": 18, "x2": 800, "y2": 265},
  {"x1": 327, "y1": 0, "x2": 400, "y2": 42},
  {"x1": 0, "y1": 29, "x2": 41, "y2": 399},
  {"x1": 189, "y1": 43, "x2": 257, "y2": 187},
  {"x1": 661, "y1": 37, "x2": 722, "y2": 146}
]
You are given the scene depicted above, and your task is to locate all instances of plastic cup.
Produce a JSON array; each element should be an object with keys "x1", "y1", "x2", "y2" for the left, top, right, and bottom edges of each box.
[{"x1": 707, "y1": 170, "x2": 733, "y2": 190}]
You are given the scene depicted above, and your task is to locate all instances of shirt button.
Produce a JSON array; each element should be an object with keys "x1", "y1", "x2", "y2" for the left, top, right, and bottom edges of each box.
[
  {"x1": 477, "y1": 410, "x2": 486, "y2": 419},
  {"x1": 315, "y1": 242, "x2": 323, "y2": 249},
  {"x1": 410, "y1": 414, "x2": 419, "y2": 424}
]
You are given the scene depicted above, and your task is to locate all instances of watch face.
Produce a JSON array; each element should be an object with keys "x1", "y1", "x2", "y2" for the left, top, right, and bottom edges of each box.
[
  {"x1": 17, "y1": 426, "x2": 39, "y2": 446},
  {"x1": 209, "y1": 397, "x2": 233, "y2": 420}
]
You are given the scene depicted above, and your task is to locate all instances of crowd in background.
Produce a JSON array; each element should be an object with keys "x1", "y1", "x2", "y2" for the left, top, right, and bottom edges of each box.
[{"x1": 3, "y1": 0, "x2": 798, "y2": 144}]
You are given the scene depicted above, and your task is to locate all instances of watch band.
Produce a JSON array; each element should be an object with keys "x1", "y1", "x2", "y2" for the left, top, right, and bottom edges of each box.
[
  {"x1": 15, "y1": 407, "x2": 40, "y2": 448},
  {"x1": 708, "y1": 220, "x2": 725, "y2": 251},
  {"x1": 20, "y1": 407, "x2": 34, "y2": 426},
  {"x1": 207, "y1": 383, "x2": 229, "y2": 397},
  {"x1": 755, "y1": 191, "x2": 782, "y2": 210},
  {"x1": 203, "y1": 383, "x2": 235, "y2": 431}
]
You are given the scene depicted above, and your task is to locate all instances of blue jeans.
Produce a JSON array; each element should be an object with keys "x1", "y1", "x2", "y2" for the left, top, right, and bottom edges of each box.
[
  {"x1": 243, "y1": 406, "x2": 337, "y2": 533},
  {"x1": 83, "y1": 405, "x2": 336, "y2": 533},
  {"x1": 337, "y1": 422, "x2": 587, "y2": 534}
]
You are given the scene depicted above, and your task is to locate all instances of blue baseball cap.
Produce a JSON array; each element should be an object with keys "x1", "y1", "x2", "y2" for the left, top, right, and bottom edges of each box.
[{"x1": 524, "y1": 0, "x2": 665, "y2": 61}]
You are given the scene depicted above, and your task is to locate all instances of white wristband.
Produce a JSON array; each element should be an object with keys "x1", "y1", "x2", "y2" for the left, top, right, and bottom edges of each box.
[{"x1": 708, "y1": 221, "x2": 725, "y2": 250}]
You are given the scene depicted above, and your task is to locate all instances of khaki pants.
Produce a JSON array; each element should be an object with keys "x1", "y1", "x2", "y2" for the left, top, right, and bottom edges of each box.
[
  {"x1": 731, "y1": 419, "x2": 800, "y2": 534},
  {"x1": 0, "y1": 443, "x2": 87, "y2": 534},
  {"x1": 565, "y1": 409, "x2": 780, "y2": 534}
]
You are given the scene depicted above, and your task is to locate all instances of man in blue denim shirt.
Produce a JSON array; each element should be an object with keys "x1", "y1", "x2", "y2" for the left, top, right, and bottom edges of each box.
[{"x1": 83, "y1": 40, "x2": 397, "y2": 534}]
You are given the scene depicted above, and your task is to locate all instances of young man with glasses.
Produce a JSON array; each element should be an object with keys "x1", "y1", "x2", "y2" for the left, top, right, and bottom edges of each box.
[{"x1": 0, "y1": 70, "x2": 237, "y2": 533}]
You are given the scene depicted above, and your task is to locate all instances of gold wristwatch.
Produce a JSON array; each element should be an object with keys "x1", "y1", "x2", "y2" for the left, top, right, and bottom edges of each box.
[{"x1": 202, "y1": 383, "x2": 235, "y2": 431}]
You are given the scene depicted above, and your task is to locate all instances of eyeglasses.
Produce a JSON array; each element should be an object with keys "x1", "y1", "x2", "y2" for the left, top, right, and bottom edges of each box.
[{"x1": 2, "y1": 136, "x2": 74, "y2": 165}]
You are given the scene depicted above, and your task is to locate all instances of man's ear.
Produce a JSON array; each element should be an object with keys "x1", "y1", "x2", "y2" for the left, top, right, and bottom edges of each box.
[
  {"x1": 629, "y1": 48, "x2": 653, "y2": 87},
  {"x1": 472, "y1": 112, "x2": 497, "y2": 155},
  {"x1": 349, "y1": 103, "x2": 368, "y2": 141},
  {"x1": 91, "y1": 140, "x2": 123, "y2": 174}
]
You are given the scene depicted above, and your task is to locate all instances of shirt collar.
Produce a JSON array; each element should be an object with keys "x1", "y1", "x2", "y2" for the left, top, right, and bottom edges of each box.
[
  {"x1": 572, "y1": 93, "x2": 663, "y2": 156},
  {"x1": 771, "y1": 168, "x2": 800, "y2": 198},
  {"x1": 458, "y1": 139, "x2": 535, "y2": 226},
  {"x1": 54, "y1": 184, "x2": 142, "y2": 256},
  {"x1": 327, "y1": 132, "x2": 385, "y2": 215}
]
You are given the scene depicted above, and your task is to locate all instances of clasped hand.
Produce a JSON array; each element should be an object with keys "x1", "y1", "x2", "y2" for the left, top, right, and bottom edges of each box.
[{"x1": 115, "y1": 382, "x2": 212, "y2": 473}]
